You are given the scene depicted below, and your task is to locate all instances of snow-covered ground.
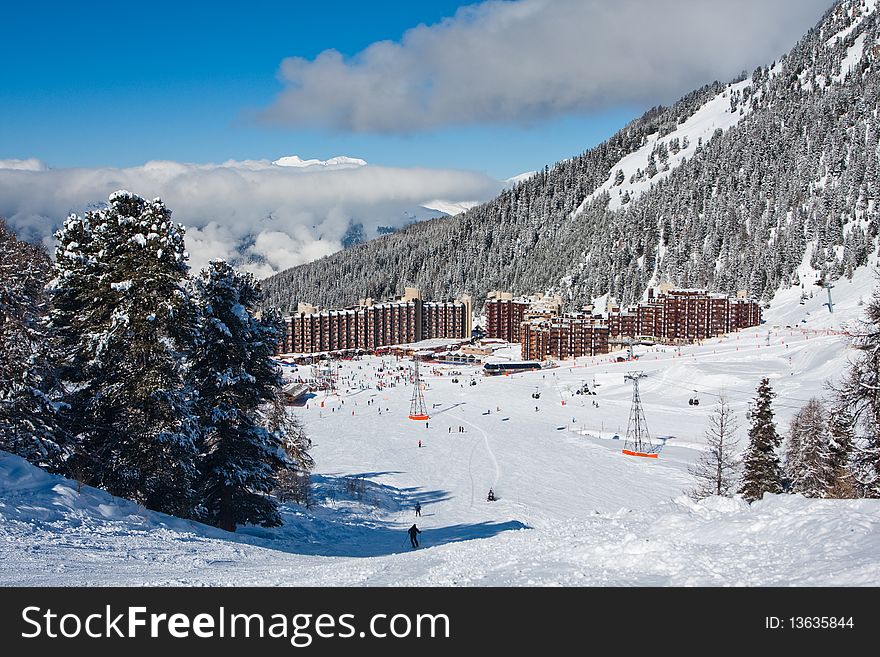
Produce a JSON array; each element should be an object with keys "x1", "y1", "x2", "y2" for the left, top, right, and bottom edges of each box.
[{"x1": 2, "y1": 268, "x2": 878, "y2": 586}]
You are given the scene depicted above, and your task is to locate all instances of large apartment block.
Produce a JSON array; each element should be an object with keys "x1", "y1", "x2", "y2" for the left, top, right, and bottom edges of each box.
[
  {"x1": 282, "y1": 289, "x2": 473, "y2": 355},
  {"x1": 484, "y1": 291, "x2": 563, "y2": 343},
  {"x1": 521, "y1": 315, "x2": 610, "y2": 361},
  {"x1": 485, "y1": 298, "x2": 529, "y2": 343},
  {"x1": 607, "y1": 288, "x2": 761, "y2": 342},
  {"x1": 520, "y1": 286, "x2": 761, "y2": 361}
]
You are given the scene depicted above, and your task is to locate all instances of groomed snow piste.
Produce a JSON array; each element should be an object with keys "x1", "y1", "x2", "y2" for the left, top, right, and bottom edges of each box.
[{"x1": 2, "y1": 266, "x2": 879, "y2": 586}]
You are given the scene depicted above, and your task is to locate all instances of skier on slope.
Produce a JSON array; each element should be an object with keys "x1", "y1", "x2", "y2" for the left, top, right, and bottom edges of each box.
[
  {"x1": 415, "y1": 502, "x2": 421, "y2": 517},
  {"x1": 408, "y1": 524, "x2": 422, "y2": 548}
]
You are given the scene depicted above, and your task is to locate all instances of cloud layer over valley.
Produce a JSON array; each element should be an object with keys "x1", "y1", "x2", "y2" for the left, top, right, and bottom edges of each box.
[{"x1": 0, "y1": 159, "x2": 499, "y2": 278}]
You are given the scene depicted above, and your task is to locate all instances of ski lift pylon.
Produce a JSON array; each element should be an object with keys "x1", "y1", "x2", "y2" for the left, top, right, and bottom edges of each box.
[
  {"x1": 408, "y1": 357, "x2": 430, "y2": 421},
  {"x1": 622, "y1": 372, "x2": 660, "y2": 458}
]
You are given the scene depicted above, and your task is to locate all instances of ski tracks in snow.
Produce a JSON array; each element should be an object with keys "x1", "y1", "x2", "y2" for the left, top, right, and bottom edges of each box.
[{"x1": 452, "y1": 413, "x2": 501, "y2": 507}]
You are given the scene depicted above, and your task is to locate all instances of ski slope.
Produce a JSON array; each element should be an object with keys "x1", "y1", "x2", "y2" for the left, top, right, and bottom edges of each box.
[{"x1": 1, "y1": 271, "x2": 879, "y2": 586}]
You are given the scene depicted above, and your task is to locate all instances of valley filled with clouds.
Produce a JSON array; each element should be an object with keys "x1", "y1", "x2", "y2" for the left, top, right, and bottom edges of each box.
[{"x1": 0, "y1": 158, "x2": 499, "y2": 277}]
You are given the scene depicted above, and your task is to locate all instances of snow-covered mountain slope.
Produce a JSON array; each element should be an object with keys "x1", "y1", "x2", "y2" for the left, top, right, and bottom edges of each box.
[
  {"x1": 764, "y1": 245, "x2": 878, "y2": 331},
  {"x1": 3, "y1": 289, "x2": 876, "y2": 586},
  {"x1": 3, "y1": 448, "x2": 877, "y2": 587},
  {"x1": 272, "y1": 154, "x2": 367, "y2": 169},
  {"x1": 576, "y1": 78, "x2": 754, "y2": 214},
  {"x1": 263, "y1": 0, "x2": 880, "y2": 314},
  {"x1": 826, "y1": 0, "x2": 877, "y2": 45}
]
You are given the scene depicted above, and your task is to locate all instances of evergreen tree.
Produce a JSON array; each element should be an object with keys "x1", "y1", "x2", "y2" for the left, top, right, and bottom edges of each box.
[
  {"x1": 826, "y1": 402, "x2": 856, "y2": 498},
  {"x1": 190, "y1": 261, "x2": 309, "y2": 531},
  {"x1": 0, "y1": 219, "x2": 62, "y2": 466},
  {"x1": 739, "y1": 378, "x2": 782, "y2": 502},
  {"x1": 688, "y1": 393, "x2": 739, "y2": 499},
  {"x1": 833, "y1": 280, "x2": 880, "y2": 498},
  {"x1": 49, "y1": 192, "x2": 199, "y2": 516},
  {"x1": 783, "y1": 408, "x2": 803, "y2": 492},
  {"x1": 785, "y1": 398, "x2": 833, "y2": 497},
  {"x1": 269, "y1": 369, "x2": 313, "y2": 507}
]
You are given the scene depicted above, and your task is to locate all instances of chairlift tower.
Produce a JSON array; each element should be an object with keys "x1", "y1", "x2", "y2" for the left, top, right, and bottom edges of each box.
[
  {"x1": 408, "y1": 357, "x2": 430, "y2": 421},
  {"x1": 622, "y1": 371, "x2": 659, "y2": 458},
  {"x1": 815, "y1": 279, "x2": 835, "y2": 314}
]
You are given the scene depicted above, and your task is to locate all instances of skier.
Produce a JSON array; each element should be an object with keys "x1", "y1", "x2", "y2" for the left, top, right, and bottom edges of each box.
[
  {"x1": 487, "y1": 488, "x2": 496, "y2": 502},
  {"x1": 415, "y1": 502, "x2": 421, "y2": 517},
  {"x1": 408, "y1": 524, "x2": 421, "y2": 548},
  {"x1": 425, "y1": 421, "x2": 429, "y2": 429},
  {"x1": 418, "y1": 440, "x2": 422, "y2": 448}
]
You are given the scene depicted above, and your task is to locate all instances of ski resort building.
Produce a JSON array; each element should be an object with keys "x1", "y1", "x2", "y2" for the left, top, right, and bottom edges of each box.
[
  {"x1": 520, "y1": 315, "x2": 610, "y2": 361},
  {"x1": 607, "y1": 288, "x2": 761, "y2": 342},
  {"x1": 281, "y1": 289, "x2": 473, "y2": 356},
  {"x1": 521, "y1": 287, "x2": 761, "y2": 361},
  {"x1": 281, "y1": 284, "x2": 758, "y2": 360},
  {"x1": 484, "y1": 291, "x2": 564, "y2": 343},
  {"x1": 485, "y1": 294, "x2": 529, "y2": 343}
]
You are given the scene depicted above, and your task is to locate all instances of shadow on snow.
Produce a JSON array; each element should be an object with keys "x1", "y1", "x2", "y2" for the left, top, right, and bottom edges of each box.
[{"x1": 233, "y1": 472, "x2": 529, "y2": 558}]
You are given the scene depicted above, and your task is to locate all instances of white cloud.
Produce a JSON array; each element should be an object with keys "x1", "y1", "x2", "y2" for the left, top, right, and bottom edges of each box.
[
  {"x1": 261, "y1": 0, "x2": 831, "y2": 133},
  {"x1": 0, "y1": 159, "x2": 499, "y2": 276},
  {"x1": 0, "y1": 158, "x2": 48, "y2": 171}
]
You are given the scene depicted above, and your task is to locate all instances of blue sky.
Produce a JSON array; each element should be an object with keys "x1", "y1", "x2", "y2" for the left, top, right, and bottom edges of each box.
[
  {"x1": 1, "y1": 0, "x2": 832, "y2": 179},
  {"x1": 1, "y1": 0, "x2": 642, "y2": 179},
  {"x1": 0, "y1": 0, "x2": 833, "y2": 277},
  {"x1": 0, "y1": 0, "x2": 832, "y2": 179}
]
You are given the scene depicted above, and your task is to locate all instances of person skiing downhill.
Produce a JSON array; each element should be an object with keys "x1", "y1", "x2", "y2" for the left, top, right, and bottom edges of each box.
[
  {"x1": 415, "y1": 502, "x2": 421, "y2": 516},
  {"x1": 408, "y1": 524, "x2": 421, "y2": 548}
]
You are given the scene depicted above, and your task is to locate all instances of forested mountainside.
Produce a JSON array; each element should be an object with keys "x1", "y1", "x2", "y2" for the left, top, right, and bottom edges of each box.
[{"x1": 263, "y1": 0, "x2": 880, "y2": 313}]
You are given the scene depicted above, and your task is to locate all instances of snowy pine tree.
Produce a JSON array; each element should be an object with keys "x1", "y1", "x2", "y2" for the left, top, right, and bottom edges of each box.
[
  {"x1": 826, "y1": 402, "x2": 856, "y2": 498},
  {"x1": 688, "y1": 393, "x2": 739, "y2": 499},
  {"x1": 0, "y1": 219, "x2": 62, "y2": 466},
  {"x1": 269, "y1": 369, "x2": 314, "y2": 507},
  {"x1": 783, "y1": 408, "x2": 803, "y2": 492},
  {"x1": 739, "y1": 378, "x2": 782, "y2": 502},
  {"x1": 833, "y1": 280, "x2": 880, "y2": 498},
  {"x1": 190, "y1": 261, "x2": 308, "y2": 531},
  {"x1": 49, "y1": 192, "x2": 199, "y2": 516},
  {"x1": 785, "y1": 398, "x2": 833, "y2": 498}
]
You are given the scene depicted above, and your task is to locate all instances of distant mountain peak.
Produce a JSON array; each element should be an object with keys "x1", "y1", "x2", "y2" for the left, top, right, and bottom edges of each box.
[
  {"x1": 503, "y1": 171, "x2": 537, "y2": 187},
  {"x1": 272, "y1": 155, "x2": 367, "y2": 170}
]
